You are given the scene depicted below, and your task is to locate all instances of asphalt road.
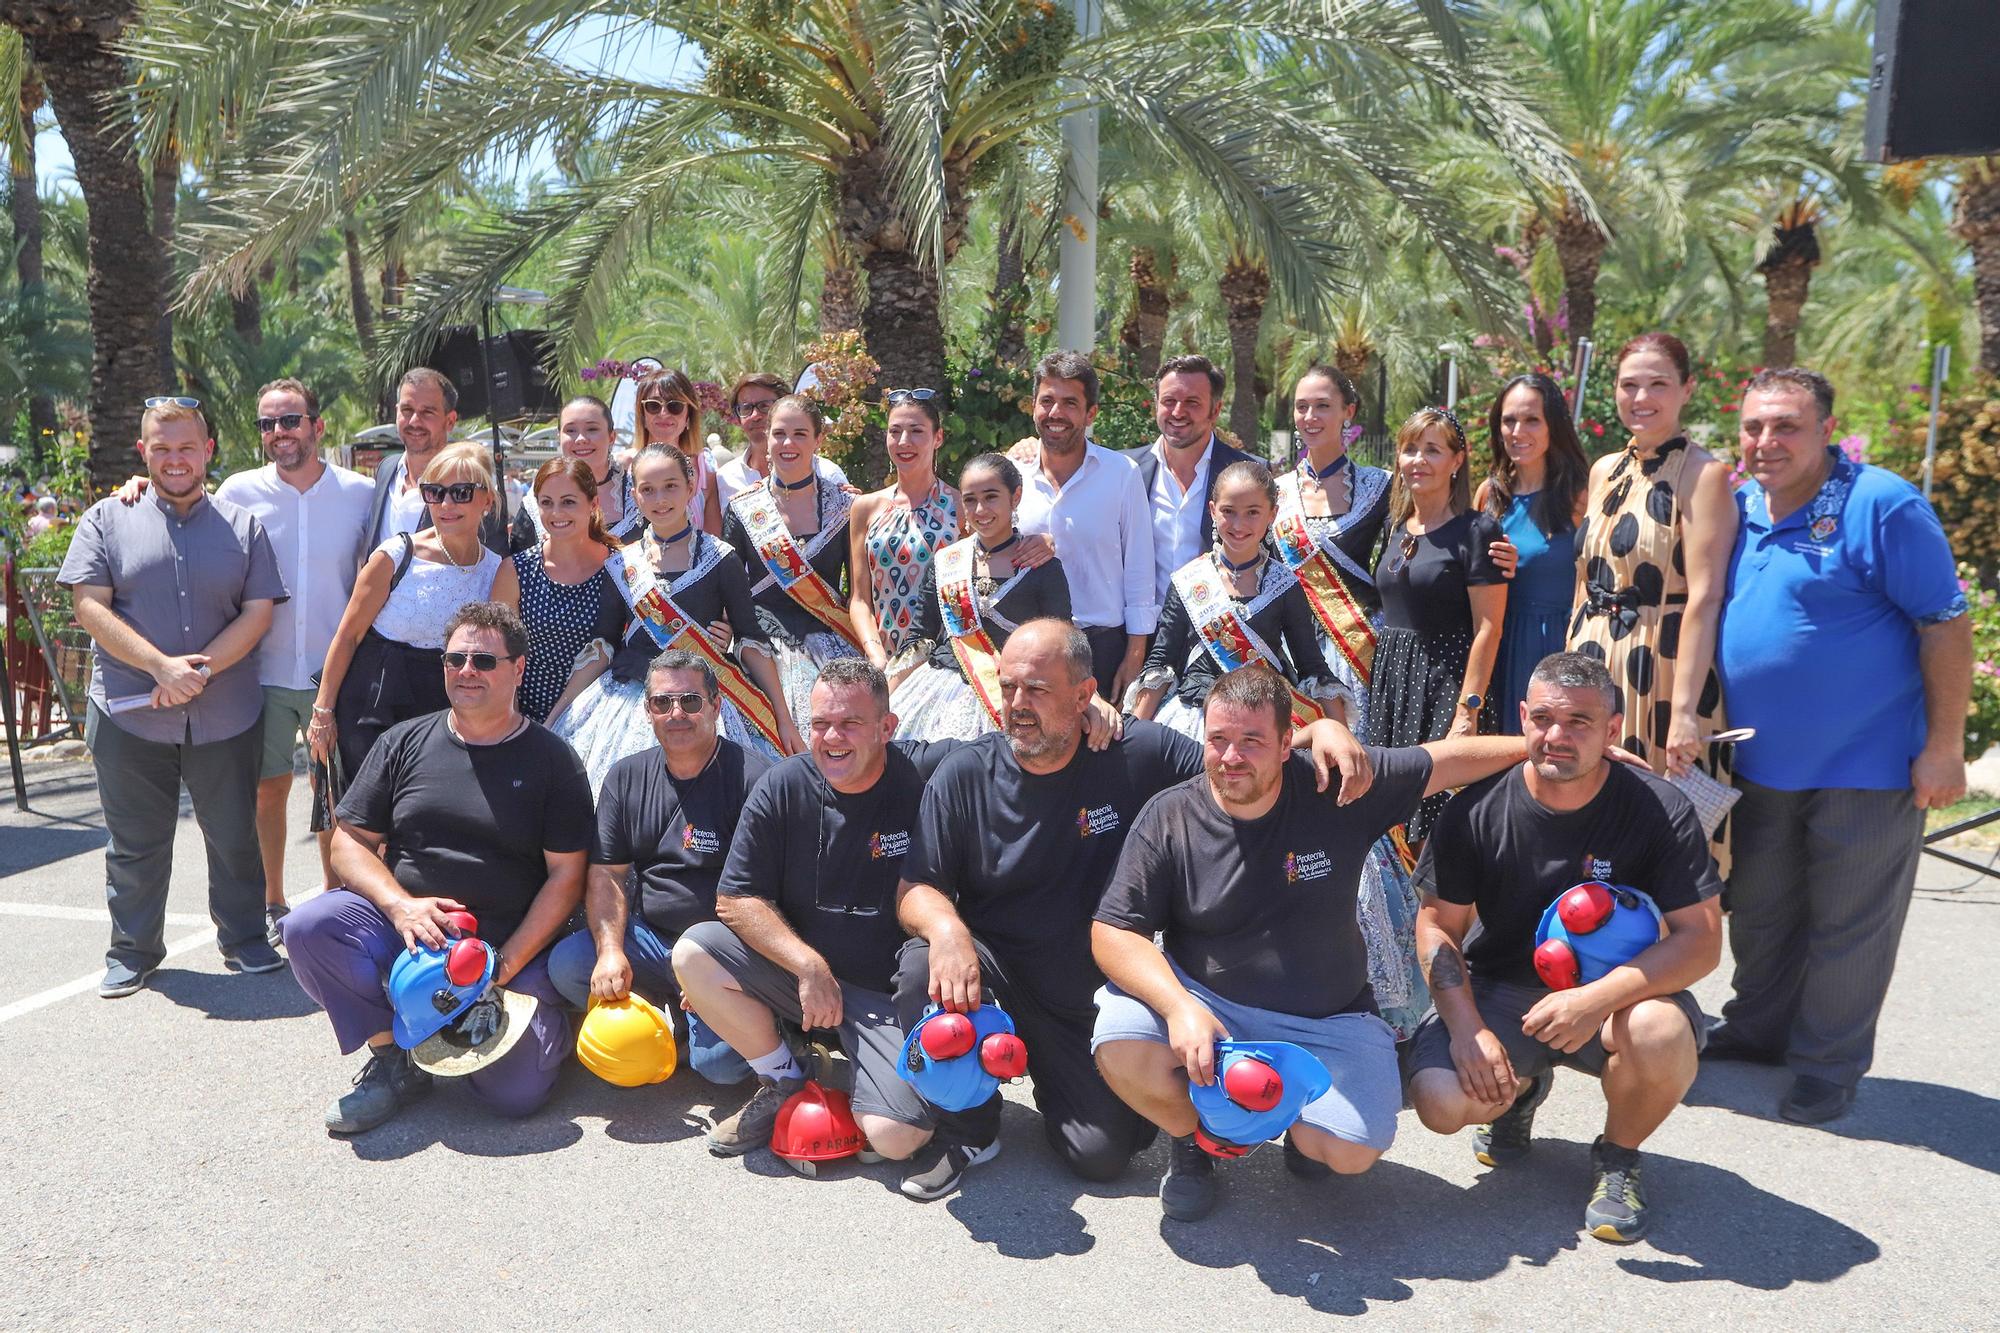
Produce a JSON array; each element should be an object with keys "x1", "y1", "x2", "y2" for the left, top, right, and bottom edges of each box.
[{"x1": 3, "y1": 759, "x2": 1996, "y2": 1331}]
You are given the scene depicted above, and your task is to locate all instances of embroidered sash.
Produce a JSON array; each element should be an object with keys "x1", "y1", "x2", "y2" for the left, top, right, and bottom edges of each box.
[
  {"x1": 933, "y1": 538, "x2": 1008, "y2": 728},
  {"x1": 1171, "y1": 556, "x2": 1324, "y2": 730},
  {"x1": 1273, "y1": 471, "x2": 1378, "y2": 685},
  {"x1": 732, "y1": 483, "x2": 862, "y2": 649},
  {"x1": 606, "y1": 544, "x2": 786, "y2": 750}
]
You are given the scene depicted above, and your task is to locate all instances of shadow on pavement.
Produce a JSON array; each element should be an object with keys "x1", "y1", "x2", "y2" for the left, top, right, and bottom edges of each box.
[
  {"x1": 1153, "y1": 1139, "x2": 1877, "y2": 1315},
  {"x1": 0, "y1": 821, "x2": 107, "y2": 877},
  {"x1": 1687, "y1": 1065, "x2": 2000, "y2": 1174},
  {"x1": 150, "y1": 965, "x2": 321, "y2": 1021},
  {"x1": 341, "y1": 1091, "x2": 588, "y2": 1160},
  {"x1": 940, "y1": 1103, "x2": 1165, "y2": 1260}
]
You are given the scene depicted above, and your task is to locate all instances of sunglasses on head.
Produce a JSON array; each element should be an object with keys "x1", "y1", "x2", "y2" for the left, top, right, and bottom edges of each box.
[
  {"x1": 419, "y1": 481, "x2": 485, "y2": 505},
  {"x1": 442, "y1": 650, "x2": 518, "y2": 672},
  {"x1": 885, "y1": 388, "x2": 941, "y2": 405},
  {"x1": 144, "y1": 395, "x2": 202, "y2": 410},
  {"x1": 645, "y1": 691, "x2": 708, "y2": 716},
  {"x1": 640, "y1": 398, "x2": 691, "y2": 417},
  {"x1": 255, "y1": 412, "x2": 317, "y2": 434}
]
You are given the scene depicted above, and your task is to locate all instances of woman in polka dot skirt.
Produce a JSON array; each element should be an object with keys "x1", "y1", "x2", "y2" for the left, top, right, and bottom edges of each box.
[{"x1": 1568, "y1": 332, "x2": 1739, "y2": 873}]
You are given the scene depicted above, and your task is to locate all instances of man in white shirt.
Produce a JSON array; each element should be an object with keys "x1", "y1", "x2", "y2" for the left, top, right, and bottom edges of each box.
[
  {"x1": 1015, "y1": 351, "x2": 1158, "y2": 702},
  {"x1": 216, "y1": 379, "x2": 376, "y2": 946},
  {"x1": 1131, "y1": 354, "x2": 1255, "y2": 609},
  {"x1": 715, "y1": 371, "x2": 849, "y2": 505}
]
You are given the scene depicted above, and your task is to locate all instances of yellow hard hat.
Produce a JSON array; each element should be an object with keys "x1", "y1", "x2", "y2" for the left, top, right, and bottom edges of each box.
[{"x1": 577, "y1": 994, "x2": 678, "y2": 1087}]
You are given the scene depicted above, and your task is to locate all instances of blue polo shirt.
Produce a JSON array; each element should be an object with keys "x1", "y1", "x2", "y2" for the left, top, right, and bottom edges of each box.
[{"x1": 1718, "y1": 450, "x2": 1965, "y2": 791}]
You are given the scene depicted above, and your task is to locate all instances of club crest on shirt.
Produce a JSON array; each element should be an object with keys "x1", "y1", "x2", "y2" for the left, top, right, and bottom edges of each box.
[
  {"x1": 1809, "y1": 515, "x2": 1838, "y2": 542},
  {"x1": 1285, "y1": 849, "x2": 1332, "y2": 884},
  {"x1": 1583, "y1": 852, "x2": 1614, "y2": 882},
  {"x1": 870, "y1": 830, "x2": 910, "y2": 859},
  {"x1": 682, "y1": 825, "x2": 721, "y2": 855},
  {"x1": 1077, "y1": 804, "x2": 1120, "y2": 837}
]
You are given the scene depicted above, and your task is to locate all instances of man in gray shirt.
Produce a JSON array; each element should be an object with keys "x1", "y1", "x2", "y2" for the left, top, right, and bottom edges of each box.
[{"x1": 58, "y1": 399, "x2": 290, "y2": 998}]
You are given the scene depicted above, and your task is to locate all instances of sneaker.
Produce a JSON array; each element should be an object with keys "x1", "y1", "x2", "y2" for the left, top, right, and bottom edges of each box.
[
  {"x1": 325, "y1": 1045, "x2": 432, "y2": 1135},
  {"x1": 98, "y1": 960, "x2": 156, "y2": 999},
  {"x1": 1702, "y1": 1022, "x2": 1782, "y2": 1066},
  {"x1": 1473, "y1": 1072, "x2": 1552, "y2": 1167},
  {"x1": 899, "y1": 1137, "x2": 1002, "y2": 1201},
  {"x1": 707, "y1": 1075, "x2": 805, "y2": 1157},
  {"x1": 222, "y1": 938, "x2": 287, "y2": 974},
  {"x1": 1283, "y1": 1131, "x2": 1331, "y2": 1180},
  {"x1": 265, "y1": 903, "x2": 291, "y2": 951},
  {"x1": 1161, "y1": 1134, "x2": 1219, "y2": 1222},
  {"x1": 1584, "y1": 1137, "x2": 1649, "y2": 1243},
  {"x1": 1779, "y1": 1075, "x2": 1855, "y2": 1125}
]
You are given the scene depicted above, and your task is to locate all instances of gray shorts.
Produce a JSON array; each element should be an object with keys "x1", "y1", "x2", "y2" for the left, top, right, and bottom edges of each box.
[
  {"x1": 678, "y1": 921, "x2": 929, "y2": 1128},
  {"x1": 258, "y1": 686, "x2": 316, "y2": 781},
  {"x1": 1091, "y1": 965, "x2": 1401, "y2": 1153},
  {"x1": 1406, "y1": 976, "x2": 1706, "y2": 1082}
]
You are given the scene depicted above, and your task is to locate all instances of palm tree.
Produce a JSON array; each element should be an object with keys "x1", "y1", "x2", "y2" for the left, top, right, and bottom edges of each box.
[
  {"x1": 1218, "y1": 241, "x2": 1271, "y2": 444},
  {"x1": 1957, "y1": 158, "x2": 2000, "y2": 375},
  {"x1": 2, "y1": 34, "x2": 58, "y2": 449},
  {"x1": 130, "y1": 0, "x2": 1575, "y2": 402}
]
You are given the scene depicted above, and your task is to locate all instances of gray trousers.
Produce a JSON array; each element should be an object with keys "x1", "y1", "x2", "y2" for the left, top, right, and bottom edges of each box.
[
  {"x1": 1720, "y1": 779, "x2": 1924, "y2": 1087},
  {"x1": 88, "y1": 705, "x2": 266, "y2": 969}
]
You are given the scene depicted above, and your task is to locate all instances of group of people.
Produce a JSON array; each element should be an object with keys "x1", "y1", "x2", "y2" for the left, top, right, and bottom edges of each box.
[{"x1": 57, "y1": 336, "x2": 1971, "y2": 1246}]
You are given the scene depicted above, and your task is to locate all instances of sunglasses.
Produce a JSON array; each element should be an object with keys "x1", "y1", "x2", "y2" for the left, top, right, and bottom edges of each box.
[
  {"x1": 733, "y1": 398, "x2": 777, "y2": 418},
  {"x1": 419, "y1": 481, "x2": 486, "y2": 505},
  {"x1": 640, "y1": 398, "x2": 691, "y2": 417},
  {"x1": 885, "y1": 388, "x2": 941, "y2": 405},
  {"x1": 645, "y1": 691, "x2": 709, "y2": 716},
  {"x1": 145, "y1": 395, "x2": 202, "y2": 409},
  {"x1": 1399, "y1": 533, "x2": 1420, "y2": 562},
  {"x1": 255, "y1": 412, "x2": 317, "y2": 434},
  {"x1": 441, "y1": 650, "x2": 518, "y2": 672}
]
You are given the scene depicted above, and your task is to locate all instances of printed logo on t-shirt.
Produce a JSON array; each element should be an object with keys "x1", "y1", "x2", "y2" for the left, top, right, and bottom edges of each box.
[
  {"x1": 1583, "y1": 853, "x2": 1614, "y2": 882},
  {"x1": 1284, "y1": 849, "x2": 1332, "y2": 884},
  {"x1": 870, "y1": 830, "x2": 910, "y2": 859},
  {"x1": 1077, "y1": 804, "x2": 1120, "y2": 837},
  {"x1": 682, "y1": 825, "x2": 721, "y2": 856}
]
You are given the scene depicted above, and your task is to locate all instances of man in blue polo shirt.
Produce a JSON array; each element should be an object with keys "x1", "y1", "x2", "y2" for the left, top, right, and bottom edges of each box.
[{"x1": 1713, "y1": 367, "x2": 1971, "y2": 1125}]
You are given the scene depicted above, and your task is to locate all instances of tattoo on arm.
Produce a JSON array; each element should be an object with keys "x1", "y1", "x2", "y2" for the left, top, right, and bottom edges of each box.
[{"x1": 1426, "y1": 942, "x2": 1467, "y2": 991}]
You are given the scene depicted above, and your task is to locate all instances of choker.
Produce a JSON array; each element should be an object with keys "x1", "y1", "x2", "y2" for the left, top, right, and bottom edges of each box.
[
  {"x1": 978, "y1": 531, "x2": 1021, "y2": 558},
  {"x1": 774, "y1": 470, "x2": 817, "y2": 492},
  {"x1": 1310, "y1": 452, "x2": 1351, "y2": 484},
  {"x1": 653, "y1": 523, "x2": 693, "y2": 546},
  {"x1": 1216, "y1": 547, "x2": 1263, "y2": 574}
]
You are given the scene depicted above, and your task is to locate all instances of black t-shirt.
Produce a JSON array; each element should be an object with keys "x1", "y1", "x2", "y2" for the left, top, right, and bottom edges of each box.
[
  {"x1": 716, "y1": 739, "x2": 957, "y2": 991},
  {"x1": 1097, "y1": 748, "x2": 1433, "y2": 1018},
  {"x1": 1416, "y1": 762, "x2": 1722, "y2": 987},
  {"x1": 336, "y1": 714, "x2": 596, "y2": 942},
  {"x1": 905, "y1": 722, "x2": 1202, "y2": 1008},
  {"x1": 593, "y1": 738, "x2": 774, "y2": 936}
]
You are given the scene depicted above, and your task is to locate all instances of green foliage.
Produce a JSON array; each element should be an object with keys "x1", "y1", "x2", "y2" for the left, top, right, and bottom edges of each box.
[
  {"x1": 930, "y1": 347, "x2": 1155, "y2": 484},
  {"x1": 1882, "y1": 374, "x2": 2000, "y2": 587},
  {"x1": 1965, "y1": 565, "x2": 2000, "y2": 761}
]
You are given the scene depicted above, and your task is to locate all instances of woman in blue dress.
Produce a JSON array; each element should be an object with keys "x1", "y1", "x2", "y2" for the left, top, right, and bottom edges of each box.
[{"x1": 1475, "y1": 373, "x2": 1589, "y2": 735}]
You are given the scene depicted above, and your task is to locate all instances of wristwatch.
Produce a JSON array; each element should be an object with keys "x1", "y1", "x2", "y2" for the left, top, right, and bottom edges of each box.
[{"x1": 1460, "y1": 692, "x2": 1483, "y2": 711}]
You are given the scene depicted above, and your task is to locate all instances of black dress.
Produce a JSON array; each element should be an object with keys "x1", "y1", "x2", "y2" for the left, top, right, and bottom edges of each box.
[
  {"x1": 910, "y1": 557, "x2": 1072, "y2": 680},
  {"x1": 1294, "y1": 457, "x2": 1394, "y2": 615},
  {"x1": 1139, "y1": 556, "x2": 1335, "y2": 736},
  {"x1": 720, "y1": 481, "x2": 855, "y2": 648},
  {"x1": 1365, "y1": 508, "x2": 1507, "y2": 839},
  {"x1": 603, "y1": 531, "x2": 772, "y2": 682},
  {"x1": 512, "y1": 548, "x2": 628, "y2": 721}
]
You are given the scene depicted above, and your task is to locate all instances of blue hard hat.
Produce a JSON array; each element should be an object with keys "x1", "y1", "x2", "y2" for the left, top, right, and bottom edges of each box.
[
  {"x1": 1188, "y1": 1041, "x2": 1333, "y2": 1150},
  {"x1": 1534, "y1": 884, "x2": 1665, "y2": 985},
  {"x1": 898, "y1": 1003, "x2": 1021, "y2": 1112},
  {"x1": 388, "y1": 939, "x2": 496, "y2": 1050}
]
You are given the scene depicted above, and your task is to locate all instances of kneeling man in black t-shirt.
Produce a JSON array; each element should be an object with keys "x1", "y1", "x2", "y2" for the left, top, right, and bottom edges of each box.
[
  {"x1": 1408, "y1": 652, "x2": 1723, "y2": 1245},
  {"x1": 285, "y1": 602, "x2": 596, "y2": 1134},
  {"x1": 1092, "y1": 664, "x2": 1528, "y2": 1223}
]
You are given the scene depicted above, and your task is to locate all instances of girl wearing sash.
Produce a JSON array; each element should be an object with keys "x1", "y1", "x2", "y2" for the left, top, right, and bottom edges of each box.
[
  {"x1": 510, "y1": 457, "x2": 627, "y2": 722},
  {"x1": 553, "y1": 444, "x2": 798, "y2": 790},
  {"x1": 847, "y1": 388, "x2": 963, "y2": 676},
  {"x1": 634, "y1": 368, "x2": 726, "y2": 536},
  {"x1": 509, "y1": 395, "x2": 645, "y2": 551},
  {"x1": 1132, "y1": 460, "x2": 1339, "y2": 739},
  {"x1": 719, "y1": 394, "x2": 865, "y2": 734},
  {"x1": 890, "y1": 454, "x2": 1072, "y2": 741}
]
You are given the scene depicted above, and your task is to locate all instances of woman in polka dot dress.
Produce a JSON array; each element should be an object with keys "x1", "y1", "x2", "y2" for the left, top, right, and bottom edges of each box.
[
  {"x1": 510, "y1": 457, "x2": 627, "y2": 723},
  {"x1": 846, "y1": 389, "x2": 963, "y2": 681},
  {"x1": 1568, "y1": 332, "x2": 1739, "y2": 872}
]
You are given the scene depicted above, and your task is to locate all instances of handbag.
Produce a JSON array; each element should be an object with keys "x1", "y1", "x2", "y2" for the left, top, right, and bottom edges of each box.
[{"x1": 1666, "y1": 728, "x2": 1755, "y2": 839}]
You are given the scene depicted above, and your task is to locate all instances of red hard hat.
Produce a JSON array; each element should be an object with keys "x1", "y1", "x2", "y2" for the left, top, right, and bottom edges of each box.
[
  {"x1": 1555, "y1": 882, "x2": 1616, "y2": 935},
  {"x1": 1222, "y1": 1056, "x2": 1284, "y2": 1112},
  {"x1": 444, "y1": 937, "x2": 489, "y2": 987},
  {"x1": 770, "y1": 1081, "x2": 865, "y2": 1163},
  {"x1": 978, "y1": 1032, "x2": 1028, "y2": 1081},
  {"x1": 442, "y1": 911, "x2": 479, "y2": 938},
  {"x1": 1534, "y1": 938, "x2": 1582, "y2": 990},
  {"x1": 1194, "y1": 1126, "x2": 1255, "y2": 1159},
  {"x1": 919, "y1": 1011, "x2": 977, "y2": 1061}
]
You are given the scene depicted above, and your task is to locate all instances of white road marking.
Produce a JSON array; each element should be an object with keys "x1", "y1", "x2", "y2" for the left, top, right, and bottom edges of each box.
[{"x1": 0, "y1": 902, "x2": 207, "y2": 926}]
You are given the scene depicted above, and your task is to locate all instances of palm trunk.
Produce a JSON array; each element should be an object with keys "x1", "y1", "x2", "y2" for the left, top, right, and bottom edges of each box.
[
  {"x1": 17, "y1": 2, "x2": 169, "y2": 492},
  {"x1": 819, "y1": 259, "x2": 862, "y2": 334},
  {"x1": 1756, "y1": 218, "x2": 1820, "y2": 370},
  {"x1": 1121, "y1": 247, "x2": 1170, "y2": 380},
  {"x1": 1553, "y1": 192, "x2": 1606, "y2": 348},
  {"x1": 989, "y1": 214, "x2": 1026, "y2": 366},
  {"x1": 231, "y1": 260, "x2": 267, "y2": 346},
  {"x1": 1219, "y1": 254, "x2": 1270, "y2": 448},
  {"x1": 1955, "y1": 160, "x2": 2000, "y2": 376},
  {"x1": 151, "y1": 136, "x2": 179, "y2": 389},
  {"x1": 10, "y1": 67, "x2": 57, "y2": 452},
  {"x1": 344, "y1": 223, "x2": 375, "y2": 351}
]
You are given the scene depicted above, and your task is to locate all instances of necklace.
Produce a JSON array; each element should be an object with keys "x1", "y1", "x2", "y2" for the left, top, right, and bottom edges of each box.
[
  {"x1": 438, "y1": 536, "x2": 480, "y2": 571},
  {"x1": 1217, "y1": 546, "x2": 1263, "y2": 575},
  {"x1": 1310, "y1": 452, "x2": 1350, "y2": 484},
  {"x1": 774, "y1": 469, "x2": 817, "y2": 492},
  {"x1": 654, "y1": 522, "x2": 693, "y2": 546},
  {"x1": 978, "y1": 530, "x2": 1021, "y2": 558}
]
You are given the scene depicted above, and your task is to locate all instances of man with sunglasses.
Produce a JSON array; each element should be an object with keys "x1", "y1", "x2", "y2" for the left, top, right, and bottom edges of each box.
[
  {"x1": 284, "y1": 601, "x2": 594, "y2": 1133},
  {"x1": 714, "y1": 371, "x2": 847, "y2": 507},
  {"x1": 364, "y1": 367, "x2": 511, "y2": 555},
  {"x1": 60, "y1": 397, "x2": 290, "y2": 997},
  {"x1": 545, "y1": 649, "x2": 773, "y2": 1086},
  {"x1": 213, "y1": 379, "x2": 375, "y2": 948}
]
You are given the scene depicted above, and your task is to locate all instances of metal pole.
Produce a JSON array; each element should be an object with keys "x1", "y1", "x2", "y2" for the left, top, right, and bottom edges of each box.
[
  {"x1": 1922, "y1": 342, "x2": 1950, "y2": 501},
  {"x1": 479, "y1": 298, "x2": 510, "y2": 540},
  {"x1": 0, "y1": 622, "x2": 27, "y2": 812},
  {"x1": 1057, "y1": 0, "x2": 1101, "y2": 352},
  {"x1": 1570, "y1": 336, "x2": 1594, "y2": 417},
  {"x1": 1445, "y1": 356, "x2": 1458, "y2": 411}
]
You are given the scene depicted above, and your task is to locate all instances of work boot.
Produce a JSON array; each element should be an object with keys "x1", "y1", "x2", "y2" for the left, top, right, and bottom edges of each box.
[
  {"x1": 325, "y1": 1045, "x2": 431, "y2": 1135},
  {"x1": 707, "y1": 1074, "x2": 806, "y2": 1157},
  {"x1": 1161, "y1": 1134, "x2": 1219, "y2": 1222}
]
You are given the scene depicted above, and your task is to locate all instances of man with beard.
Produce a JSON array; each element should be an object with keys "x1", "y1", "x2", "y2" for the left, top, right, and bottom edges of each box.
[
  {"x1": 892, "y1": 620, "x2": 1372, "y2": 1199},
  {"x1": 1407, "y1": 652, "x2": 1722, "y2": 1244},
  {"x1": 364, "y1": 367, "x2": 510, "y2": 553},
  {"x1": 1131, "y1": 354, "x2": 1255, "y2": 611},
  {"x1": 1014, "y1": 350, "x2": 1156, "y2": 702},
  {"x1": 60, "y1": 398, "x2": 289, "y2": 997}
]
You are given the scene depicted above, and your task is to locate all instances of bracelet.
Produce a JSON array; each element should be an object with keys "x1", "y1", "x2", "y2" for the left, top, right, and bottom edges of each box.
[{"x1": 310, "y1": 705, "x2": 334, "y2": 717}]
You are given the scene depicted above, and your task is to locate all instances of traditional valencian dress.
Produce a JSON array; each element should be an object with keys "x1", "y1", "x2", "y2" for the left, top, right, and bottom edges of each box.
[{"x1": 1272, "y1": 455, "x2": 1391, "y2": 734}]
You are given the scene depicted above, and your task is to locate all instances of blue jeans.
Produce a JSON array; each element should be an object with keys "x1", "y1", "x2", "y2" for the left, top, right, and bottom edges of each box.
[{"x1": 548, "y1": 918, "x2": 752, "y2": 1086}]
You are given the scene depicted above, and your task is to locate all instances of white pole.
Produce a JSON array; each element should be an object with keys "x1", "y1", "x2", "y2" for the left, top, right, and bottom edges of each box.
[
  {"x1": 1570, "y1": 336, "x2": 1594, "y2": 417},
  {"x1": 1445, "y1": 357, "x2": 1458, "y2": 411},
  {"x1": 1057, "y1": 0, "x2": 1101, "y2": 352},
  {"x1": 1922, "y1": 342, "x2": 1950, "y2": 500}
]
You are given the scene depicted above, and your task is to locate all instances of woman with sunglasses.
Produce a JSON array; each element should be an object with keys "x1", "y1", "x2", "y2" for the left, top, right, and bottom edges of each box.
[
  {"x1": 509, "y1": 457, "x2": 629, "y2": 723},
  {"x1": 846, "y1": 388, "x2": 964, "y2": 681},
  {"x1": 1130, "y1": 460, "x2": 1339, "y2": 739},
  {"x1": 509, "y1": 395, "x2": 644, "y2": 552},
  {"x1": 309, "y1": 443, "x2": 518, "y2": 781},
  {"x1": 720, "y1": 393, "x2": 866, "y2": 733},
  {"x1": 553, "y1": 443, "x2": 799, "y2": 788},
  {"x1": 634, "y1": 368, "x2": 725, "y2": 536},
  {"x1": 1364, "y1": 407, "x2": 1509, "y2": 844}
]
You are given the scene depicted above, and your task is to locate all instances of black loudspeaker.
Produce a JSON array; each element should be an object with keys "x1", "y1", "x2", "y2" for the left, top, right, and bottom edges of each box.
[
  {"x1": 422, "y1": 324, "x2": 488, "y2": 419},
  {"x1": 1865, "y1": 0, "x2": 2000, "y2": 161},
  {"x1": 419, "y1": 326, "x2": 561, "y2": 420}
]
